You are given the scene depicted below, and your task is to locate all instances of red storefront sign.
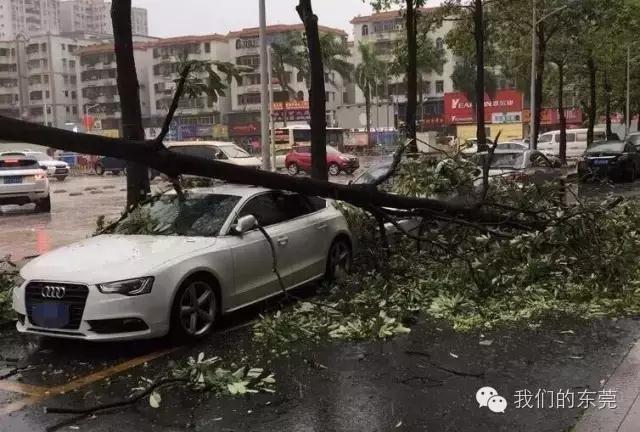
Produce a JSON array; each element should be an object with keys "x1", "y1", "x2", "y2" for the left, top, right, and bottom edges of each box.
[
  {"x1": 229, "y1": 123, "x2": 259, "y2": 136},
  {"x1": 445, "y1": 90, "x2": 524, "y2": 124},
  {"x1": 523, "y1": 108, "x2": 583, "y2": 125}
]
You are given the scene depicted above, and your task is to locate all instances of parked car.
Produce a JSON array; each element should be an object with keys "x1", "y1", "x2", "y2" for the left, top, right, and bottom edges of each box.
[
  {"x1": 94, "y1": 157, "x2": 160, "y2": 179},
  {"x1": 285, "y1": 145, "x2": 359, "y2": 176},
  {"x1": 495, "y1": 141, "x2": 529, "y2": 151},
  {"x1": 95, "y1": 156, "x2": 127, "y2": 176},
  {"x1": 626, "y1": 132, "x2": 640, "y2": 151},
  {"x1": 12, "y1": 185, "x2": 352, "y2": 341},
  {"x1": 167, "y1": 141, "x2": 261, "y2": 169},
  {"x1": 0, "y1": 155, "x2": 50, "y2": 212},
  {"x1": 578, "y1": 140, "x2": 640, "y2": 182},
  {"x1": 0, "y1": 150, "x2": 70, "y2": 181},
  {"x1": 538, "y1": 128, "x2": 606, "y2": 158},
  {"x1": 275, "y1": 148, "x2": 289, "y2": 170},
  {"x1": 461, "y1": 137, "x2": 494, "y2": 155},
  {"x1": 472, "y1": 150, "x2": 564, "y2": 186}
]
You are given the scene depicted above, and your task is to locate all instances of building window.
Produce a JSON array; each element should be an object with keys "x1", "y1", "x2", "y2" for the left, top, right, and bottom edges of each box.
[
  {"x1": 235, "y1": 39, "x2": 242, "y2": 49},
  {"x1": 362, "y1": 25, "x2": 369, "y2": 36},
  {"x1": 72, "y1": 106, "x2": 77, "y2": 114},
  {"x1": 297, "y1": 90, "x2": 304, "y2": 101},
  {"x1": 71, "y1": 91, "x2": 76, "y2": 99},
  {"x1": 423, "y1": 81, "x2": 431, "y2": 95},
  {"x1": 45, "y1": 90, "x2": 50, "y2": 99},
  {"x1": 435, "y1": 80, "x2": 444, "y2": 94},
  {"x1": 204, "y1": 42, "x2": 210, "y2": 53},
  {"x1": 436, "y1": 38, "x2": 444, "y2": 50},
  {"x1": 297, "y1": 71, "x2": 304, "y2": 82},
  {"x1": 64, "y1": 90, "x2": 69, "y2": 97}
]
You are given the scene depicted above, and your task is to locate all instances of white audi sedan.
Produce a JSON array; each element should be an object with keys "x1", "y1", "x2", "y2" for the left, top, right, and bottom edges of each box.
[{"x1": 13, "y1": 185, "x2": 352, "y2": 341}]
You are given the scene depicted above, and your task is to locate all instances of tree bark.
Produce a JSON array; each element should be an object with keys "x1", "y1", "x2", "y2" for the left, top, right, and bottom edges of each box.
[
  {"x1": 473, "y1": 0, "x2": 487, "y2": 151},
  {"x1": 534, "y1": 29, "x2": 546, "y2": 147},
  {"x1": 405, "y1": 0, "x2": 418, "y2": 152},
  {"x1": 111, "y1": 0, "x2": 149, "y2": 207},
  {"x1": 604, "y1": 69, "x2": 613, "y2": 138},
  {"x1": 297, "y1": 0, "x2": 327, "y2": 181},
  {"x1": 587, "y1": 56, "x2": 597, "y2": 146},
  {"x1": 557, "y1": 61, "x2": 567, "y2": 164},
  {"x1": 365, "y1": 87, "x2": 371, "y2": 146}
]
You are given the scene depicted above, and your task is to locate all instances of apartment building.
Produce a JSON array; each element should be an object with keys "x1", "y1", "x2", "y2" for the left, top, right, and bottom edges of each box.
[
  {"x1": 59, "y1": 0, "x2": 148, "y2": 36},
  {"x1": 0, "y1": 34, "x2": 94, "y2": 128},
  {"x1": 147, "y1": 34, "x2": 229, "y2": 139},
  {"x1": 0, "y1": 0, "x2": 60, "y2": 39},
  {"x1": 227, "y1": 24, "x2": 348, "y2": 143},
  {"x1": 75, "y1": 42, "x2": 152, "y2": 130},
  {"x1": 349, "y1": 8, "x2": 456, "y2": 130}
]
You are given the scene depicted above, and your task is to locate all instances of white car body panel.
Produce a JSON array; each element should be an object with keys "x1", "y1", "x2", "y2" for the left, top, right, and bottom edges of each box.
[
  {"x1": 13, "y1": 185, "x2": 351, "y2": 341},
  {"x1": 0, "y1": 166, "x2": 49, "y2": 203}
]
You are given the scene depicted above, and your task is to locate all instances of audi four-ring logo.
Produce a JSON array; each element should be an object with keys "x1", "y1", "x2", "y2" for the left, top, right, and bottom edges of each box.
[{"x1": 41, "y1": 285, "x2": 66, "y2": 299}]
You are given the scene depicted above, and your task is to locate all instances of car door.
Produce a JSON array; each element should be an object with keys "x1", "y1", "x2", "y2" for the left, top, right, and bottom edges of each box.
[
  {"x1": 224, "y1": 192, "x2": 290, "y2": 308},
  {"x1": 296, "y1": 146, "x2": 312, "y2": 171}
]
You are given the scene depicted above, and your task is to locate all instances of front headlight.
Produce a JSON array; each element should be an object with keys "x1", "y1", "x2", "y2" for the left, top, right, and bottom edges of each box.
[{"x1": 97, "y1": 277, "x2": 154, "y2": 296}]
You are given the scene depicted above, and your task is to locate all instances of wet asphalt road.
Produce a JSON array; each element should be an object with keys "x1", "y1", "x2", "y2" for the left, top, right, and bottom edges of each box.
[{"x1": 2, "y1": 172, "x2": 640, "y2": 431}]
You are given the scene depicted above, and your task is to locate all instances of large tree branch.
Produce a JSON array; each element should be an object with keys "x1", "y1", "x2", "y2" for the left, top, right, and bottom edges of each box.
[
  {"x1": 156, "y1": 64, "x2": 192, "y2": 144},
  {"x1": 0, "y1": 115, "x2": 539, "y2": 228}
]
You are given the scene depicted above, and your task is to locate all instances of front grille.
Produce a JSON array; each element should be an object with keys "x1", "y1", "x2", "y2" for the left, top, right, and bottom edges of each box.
[
  {"x1": 54, "y1": 167, "x2": 69, "y2": 174},
  {"x1": 25, "y1": 281, "x2": 89, "y2": 330}
]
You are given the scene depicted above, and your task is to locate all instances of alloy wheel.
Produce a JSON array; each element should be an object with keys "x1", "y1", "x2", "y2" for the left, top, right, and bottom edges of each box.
[
  {"x1": 288, "y1": 163, "x2": 299, "y2": 175},
  {"x1": 178, "y1": 281, "x2": 216, "y2": 336},
  {"x1": 329, "y1": 163, "x2": 340, "y2": 176},
  {"x1": 328, "y1": 240, "x2": 352, "y2": 281}
]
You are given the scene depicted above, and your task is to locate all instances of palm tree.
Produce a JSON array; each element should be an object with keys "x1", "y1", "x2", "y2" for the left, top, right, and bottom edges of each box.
[
  {"x1": 319, "y1": 34, "x2": 354, "y2": 87},
  {"x1": 355, "y1": 42, "x2": 383, "y2": 144},
  {"x1": 270, "y1": 33, "x2": 305, "y2": 127}
]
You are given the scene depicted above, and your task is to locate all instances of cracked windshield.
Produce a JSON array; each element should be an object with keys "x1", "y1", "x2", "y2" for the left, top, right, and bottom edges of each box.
[{"x1": 2, "y1": 0, "x2": 640, "y2": 431}]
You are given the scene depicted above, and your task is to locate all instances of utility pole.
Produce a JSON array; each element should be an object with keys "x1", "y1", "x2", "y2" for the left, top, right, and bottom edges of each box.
[
  {"x1": 267, "y1": 46, "x2": 276, "y2": 171},
  {"x1": 529, "y1": 0, "x2": 537, "y2": 149},
  {"x1": 258, "y1": 0, "x2": 271, "y2": 171},
  {"x1": 627, "y1": 46, "x2": 631, "y2": 138}
]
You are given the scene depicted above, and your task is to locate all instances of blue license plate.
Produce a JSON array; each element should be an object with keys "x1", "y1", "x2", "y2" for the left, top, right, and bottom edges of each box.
[
  {"x1": 31, "y1": 303, "x2": 70, "y2": 328},
  {"x1": 592, "y1": 159, "x2": 609, "y2": 166},
  {"x1": 3, "y1": 176, "x2": 22, "y2": 184}
]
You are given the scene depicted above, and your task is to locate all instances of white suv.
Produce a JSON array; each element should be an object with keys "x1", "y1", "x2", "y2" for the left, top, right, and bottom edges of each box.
[
  {"x1": 1, "y1": 150, "x2": 70, "y2": 181},
  {"x1": 0, "y1": 155, "x2": 51, "y2": 212}
]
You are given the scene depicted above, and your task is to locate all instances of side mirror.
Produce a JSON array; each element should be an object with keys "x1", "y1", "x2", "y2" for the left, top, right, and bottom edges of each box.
[{"x1": 233, "y1": 214, "x2": 258, "y2": 235}]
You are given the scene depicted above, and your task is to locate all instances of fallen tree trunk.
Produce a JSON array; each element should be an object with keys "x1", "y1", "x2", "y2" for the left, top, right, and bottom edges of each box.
[{"x1": 0, "y1": 115, "x2": 540, "y2": 230}]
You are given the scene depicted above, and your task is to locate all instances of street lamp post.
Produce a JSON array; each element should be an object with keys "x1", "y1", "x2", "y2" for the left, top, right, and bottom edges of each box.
[{"x1": 258, "y1": 0, "x2": 272, "y2": 171}]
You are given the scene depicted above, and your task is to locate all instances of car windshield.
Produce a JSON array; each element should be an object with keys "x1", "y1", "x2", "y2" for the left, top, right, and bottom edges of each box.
[
  {"x1": 28, "y1": 152, "x2": 52, "y2": 161},
  {"x1": 473, "y1": 153, "x2": 526, "y2": 169},
  {"x1": 0, "y1": 156, "x2": 40, "y2": 170},
  {"x1": 111, "y1": 193, "x2": 240, "y2": 237},
  {"x1": 219, "y1": 145, "x2": 251, "y2": 158},
  {"x1": 587, "y1": 142, "x2": 625, "y2": 153},
  {"x1": 326, "y1": 146, "x2": 340, "y2": 154}
]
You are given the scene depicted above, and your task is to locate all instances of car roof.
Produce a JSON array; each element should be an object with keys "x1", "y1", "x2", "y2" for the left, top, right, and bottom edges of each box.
[
  {"x1": 166, "y1": 141, "x2": 236, "y2": 147},
  {"x1": 171, "y1": 183, "x2": 273, "y2": 198}
]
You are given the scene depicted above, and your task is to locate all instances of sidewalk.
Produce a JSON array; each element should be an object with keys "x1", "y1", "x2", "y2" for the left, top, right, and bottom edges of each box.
[{"x1": 576, "y1": 338, "x2": 640, "y2": 432}]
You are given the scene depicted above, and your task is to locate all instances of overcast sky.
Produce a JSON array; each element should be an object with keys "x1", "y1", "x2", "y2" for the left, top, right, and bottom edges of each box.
[{"x1": 131, "y1": 0, "x2": 441, "y2": 38}]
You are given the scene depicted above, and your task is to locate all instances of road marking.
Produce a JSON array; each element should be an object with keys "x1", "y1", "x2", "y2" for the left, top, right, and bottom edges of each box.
[
  {"x1": 0, "y1": 347, "x2": 178, "y2": 416},
  {"x1": 0, "y1": 396, "x2": 44, "y2": 416},
  {"x1": 0, "y1": 381, "x2": 48, "y2": 396}
]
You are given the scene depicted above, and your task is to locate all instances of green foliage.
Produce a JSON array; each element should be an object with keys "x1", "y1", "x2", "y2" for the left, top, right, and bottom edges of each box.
[
  {"x1": 0, "y1": 259, "x2": 18, "y2": 323},
  {"x1": 176, "y1": 59, "x2": 250, "y2": 104}
]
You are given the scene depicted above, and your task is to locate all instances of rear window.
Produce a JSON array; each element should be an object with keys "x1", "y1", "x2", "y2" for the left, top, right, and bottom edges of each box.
[
  {"x1": 587, "y1": 142, "x2": 625, "y2": 153},
  {"x1": 169, "y1": 145, "x2": 219, "y2": 159},
  {"x1": 294, "y1": 146, "x2": 311, "y2": 154},
  {"x1": 0, "y1": 157, "x2": 40, "y2": 170}
]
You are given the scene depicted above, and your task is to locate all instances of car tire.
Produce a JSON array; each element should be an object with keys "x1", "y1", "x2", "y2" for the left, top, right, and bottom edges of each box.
[
  {"x1": 112, "y1": 170, "x2": 121, "y2": 176},
  {"x1": 56, "y1": 175, "x2": 67, "y2": 182},
  {"x1": 287, "y1": 163, "x2": 299, "y2": 176},
  {"x1": 170, "y1": 275, "x2": 219, "y2": 341},
  {"x1": 328, "y1": 163, "x2": 341, "y2": 176},
  {"x1": 34, "y1": 195, "x2": 51, "y2": 213},
  {"x1": 629, "y1": 164, "x2": 637, "y2": 182},
  {"x1": 95, "y1": 164, "x2": 105, "y2": 176},
  {"x1": 325, "y1": 237, "x2": 352, "y2": 282}
]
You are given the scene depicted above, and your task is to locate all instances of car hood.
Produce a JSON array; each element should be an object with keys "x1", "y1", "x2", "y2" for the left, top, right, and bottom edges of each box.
[
  {"x1": 227, "y1": 157, "x2": 261, "y2": 167},
  {"x1": 21, "y1": 234, "x2": 216, "y2": 285}
]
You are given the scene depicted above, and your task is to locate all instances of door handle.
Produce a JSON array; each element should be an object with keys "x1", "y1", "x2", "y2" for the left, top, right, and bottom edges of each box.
[
  {"x1": 276, "y1": 236, "x2": 289, "y2": 246},
  {"x1": 316, "y1": 224, "x2": 328, "y2": 230}
]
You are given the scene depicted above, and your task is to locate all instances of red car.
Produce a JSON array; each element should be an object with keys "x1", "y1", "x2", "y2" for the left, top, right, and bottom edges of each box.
[{"x1": 285, "y1": 145, "x2": 360, "y2": 176}]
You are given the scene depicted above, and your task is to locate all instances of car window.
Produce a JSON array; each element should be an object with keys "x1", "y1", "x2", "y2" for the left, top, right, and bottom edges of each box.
[
  {"x1": 238, "y1": 192, "x2": 320, "y2": 227},
  {"x1": 594, "y1": 132, "x2": 606, "y2": 141},
  {"x1": 295, "y1": 146, "x2": 311, "y2": 154},
  {"x1": 628, "y1": 135, "x2": 640, "y2": 145},
  {"x1": 530, "y1": 152, "x2": 551, "y2": 168},
  {"x1": 275, "y1": 149, "x2": 289, "y2": 156},
  {"x1": 218, "y1": 145, "x2": 251, "y2": 158},
  {"x1": 112, "y1": 193, "x2": 240, "y2": 237},
  {"x1": 0, "y1": 156, "x2": 40, "y2": 170},
  {"x1": 577, "y1": 133, "x2": 587, "y2": 141},
  {"x1": 566, "y1": 133, "x2": 576, "y2": 142},
  {"x1": 474, "y1": 153, "x2": 525, "y2": 169},
  {"x1": 539, "y1": 134, "x2": 553, "y2": 143}
]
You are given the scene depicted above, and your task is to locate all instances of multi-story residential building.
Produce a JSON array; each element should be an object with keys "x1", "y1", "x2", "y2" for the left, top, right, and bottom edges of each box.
[
  {"x1": 147, "y1": 34, "x2": 229, "y2": 140},
  {"x1": 59, "y1": 0, "x2": 148, "y2": 36},
  {"x1": 349, "y1": 8, "x2": 456, "y2": 131},
  {"x1": 0, "y1": 34, "x2": 93, "y2": 128},
  {"x1": 75, "y1": 42, "x2": 152, "y2": 131},
  {"x1": 0, "y1": 0, "x2": 60, "y2": 39},
  {"x1": 227, "y1": 24, "x2": 348, "y2": 144}
]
